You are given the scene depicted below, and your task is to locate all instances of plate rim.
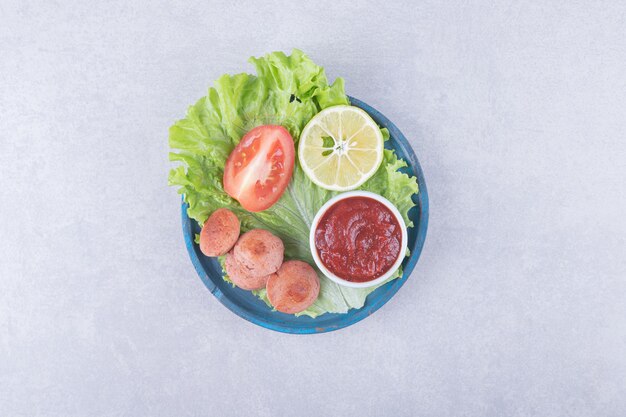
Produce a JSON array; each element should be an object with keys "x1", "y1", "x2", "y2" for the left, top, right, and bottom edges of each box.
[{"x1": 180, "y1": 95, "x2": 429, "y2": 334}]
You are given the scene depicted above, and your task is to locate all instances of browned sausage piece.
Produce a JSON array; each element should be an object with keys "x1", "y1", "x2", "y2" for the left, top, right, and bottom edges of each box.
[
  {"x1": 233, "y1": 229, "x2": 283, "y2": 276},
  {"x1": 266, "y1": 260, "x2": 320, "y2": 314},
  {"x1": 199, "y1": 208, "x2": 240, "y2": 257},
  {"x1": 224, "y1": 252, "x2": 269, "y2": 291}
]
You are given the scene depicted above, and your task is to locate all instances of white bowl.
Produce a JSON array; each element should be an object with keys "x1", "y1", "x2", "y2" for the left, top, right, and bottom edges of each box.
[{"x1": 309, "y1": 190, "x2": 408, "y2": 288}]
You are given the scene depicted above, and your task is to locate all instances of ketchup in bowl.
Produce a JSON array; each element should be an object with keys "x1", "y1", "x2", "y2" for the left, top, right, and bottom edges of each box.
[{"x1": 313, "y1": 195, "x2": 404, "y2": 283}]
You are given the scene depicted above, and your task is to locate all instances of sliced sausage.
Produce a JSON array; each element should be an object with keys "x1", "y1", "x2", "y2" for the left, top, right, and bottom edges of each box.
[
  {"x1": 266, "y1": 260, "x2": 320, "y2": 314},
  {"x1": 233, "y1": 229, "x2": 283, "y2": 276},
  {"x1": 199, "y1": 208, "x2": 240, "y2": 257},
  {"x1": 224, "y1": 252, "x2": 269, "y2": 291}
]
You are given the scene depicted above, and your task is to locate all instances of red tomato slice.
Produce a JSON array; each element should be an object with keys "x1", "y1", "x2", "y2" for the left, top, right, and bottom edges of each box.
[{"x1": 223, "y1": 125, "x2": 295, "y2": 212}]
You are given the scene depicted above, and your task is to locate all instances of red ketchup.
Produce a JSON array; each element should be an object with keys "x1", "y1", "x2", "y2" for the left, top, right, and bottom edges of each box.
[{"x1": 314, "y1": 197, "x2": 402, "y2": 282}]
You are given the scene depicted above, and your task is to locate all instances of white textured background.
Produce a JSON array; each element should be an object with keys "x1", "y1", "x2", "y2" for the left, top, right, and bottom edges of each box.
[{"x1": 1, "y1": 1, "x2": 626, "y2": 416}]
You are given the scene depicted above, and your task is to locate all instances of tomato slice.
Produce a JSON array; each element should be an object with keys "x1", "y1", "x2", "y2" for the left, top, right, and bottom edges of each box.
[{"x1": 223, "y1": 125, "x2": 295, "y2": 212}]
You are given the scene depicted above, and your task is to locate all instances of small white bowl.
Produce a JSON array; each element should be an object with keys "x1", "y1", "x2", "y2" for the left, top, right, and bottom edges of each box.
[{"x1": 309, "y1": 190, "x2": 408, "y2": 288}]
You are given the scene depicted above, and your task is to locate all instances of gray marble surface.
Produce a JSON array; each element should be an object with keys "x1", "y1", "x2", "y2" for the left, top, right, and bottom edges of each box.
[{"x1": 1, "y1": 1, "x2": 625, "y2": 416}]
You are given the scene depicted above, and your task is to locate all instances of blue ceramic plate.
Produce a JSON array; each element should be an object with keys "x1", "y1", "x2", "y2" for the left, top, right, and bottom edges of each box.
[{"x1": 181, "y1": 96, "x2": 429, "y2": 334}]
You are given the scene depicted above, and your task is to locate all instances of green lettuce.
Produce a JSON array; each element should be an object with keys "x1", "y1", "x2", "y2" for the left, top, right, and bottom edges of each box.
[{"x1": 169, "y1": 49, "x2": 418, "y2": 317}]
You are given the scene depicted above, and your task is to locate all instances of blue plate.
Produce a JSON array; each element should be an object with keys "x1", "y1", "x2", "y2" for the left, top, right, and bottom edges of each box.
[{"x1": 181, "y1": 96, "x2": 429, "y2": 334}]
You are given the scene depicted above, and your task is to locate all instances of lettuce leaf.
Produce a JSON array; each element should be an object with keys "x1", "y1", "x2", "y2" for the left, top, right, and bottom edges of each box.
[{"x1": 169, "y1": 49, "x2": 418, "y2": 317}]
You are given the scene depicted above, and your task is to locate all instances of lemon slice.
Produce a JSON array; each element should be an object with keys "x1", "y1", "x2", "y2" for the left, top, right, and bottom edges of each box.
[{"x1": 298, "y1": 105, "x2": 384, "y2": 191}]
